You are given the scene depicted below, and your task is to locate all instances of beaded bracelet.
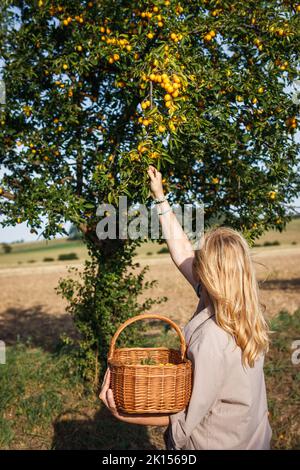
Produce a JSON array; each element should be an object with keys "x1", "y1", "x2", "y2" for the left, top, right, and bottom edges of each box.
[
  {"x1": 154, "y1": 195, "x2": 168, "y2": 204},
  {"x1": 157, "y1": 207, "x2": 172, "y2": 216}
]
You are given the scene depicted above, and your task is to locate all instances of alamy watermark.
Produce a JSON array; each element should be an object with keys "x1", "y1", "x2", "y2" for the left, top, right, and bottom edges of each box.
[
  {"x1": 0, "y1": 341, "x2": 6, "y2": 365},
  {"x1": 96, "y1": 197, "x2": 204, "y2": 250},
  {"x1": 0, "y1": 80, "x2": 6, "y2": 105},
  {"x1": 291, "y1": 340, "x2": 300, "y2": 365},
  {"x1": 291, "y1": 79, "x2": 300, "y2": 105}
]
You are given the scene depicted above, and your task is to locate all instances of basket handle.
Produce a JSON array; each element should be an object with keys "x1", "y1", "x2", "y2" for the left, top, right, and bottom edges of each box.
[{"x1": 108, "y1": 313, "x2": 187, "y2": 362}]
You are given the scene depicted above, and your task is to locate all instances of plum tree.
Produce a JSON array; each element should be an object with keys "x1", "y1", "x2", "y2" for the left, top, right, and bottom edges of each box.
[{"x1": 0, "y1": 0, "x2": 299, "y2": 381}]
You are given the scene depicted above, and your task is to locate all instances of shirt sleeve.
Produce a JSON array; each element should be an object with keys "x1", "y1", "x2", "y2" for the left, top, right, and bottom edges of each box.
[{"x1": 167, "y1": 327, "x2": 225, "y2": 450}]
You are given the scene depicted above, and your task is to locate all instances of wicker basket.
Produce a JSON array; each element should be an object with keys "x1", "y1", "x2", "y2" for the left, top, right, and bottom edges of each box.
[{"x1": 107, "y1": 313, "x2": 192, "y2": 414}]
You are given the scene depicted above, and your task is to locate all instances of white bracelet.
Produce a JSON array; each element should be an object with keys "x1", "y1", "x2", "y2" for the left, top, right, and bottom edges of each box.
[{"x1": 157, "y1": 207, "x2": 172, "y2": 216}]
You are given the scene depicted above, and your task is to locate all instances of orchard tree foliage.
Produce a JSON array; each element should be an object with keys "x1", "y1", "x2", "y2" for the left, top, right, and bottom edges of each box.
[{"x1": 0, "y1": 0, "x2": 300, "y2": 380}]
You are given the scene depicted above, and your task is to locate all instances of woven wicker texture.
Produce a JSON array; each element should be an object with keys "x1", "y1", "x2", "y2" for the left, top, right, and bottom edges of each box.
[{"x1": 107, "y1": 314, "x2": 192, "y2": 414}]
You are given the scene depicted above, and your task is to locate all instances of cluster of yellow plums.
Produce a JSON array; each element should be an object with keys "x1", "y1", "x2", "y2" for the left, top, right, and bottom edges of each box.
[
  {"x1": 286, "y1": 116, "x2": 297, "y2": 130},
  {"x1": 204, "y1": 30, "x2": 216, "y2": 42},
  {"x1": 99, "y1": 27, "x2": 133, "y2": 63},
  {"x1": 274, "y1": 59, "x2": 289, "y2": 71},
  {"x1": 136, "y1": 72, "x2": 185, "y2": 136},
  {"x1": 22, "y1": 105, "x2": 32, "y2": 117},
  {"x1": 268, "y1": 191, "x2": 277, "y2": 200},
  {"x1": 147, "y1": 72, "x2": 182, "y2": 108},
  {"x1": 138, "y1": 9, "x2": 164, "y2": 28},
  {"x1": 101, "y1": 30, "x2": 132, "y2": 50}
]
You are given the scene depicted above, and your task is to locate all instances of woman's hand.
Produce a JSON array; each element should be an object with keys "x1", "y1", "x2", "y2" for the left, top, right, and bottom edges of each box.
[
  {"x1": 99, "y1": 367, "x2": 170, "y2": 426},
  {"x1": 147, "y1": 165, "x2": 164, "y2": 199},
  {"x1": 99, "y1": 368, "x2": 125, "y2": 421}
]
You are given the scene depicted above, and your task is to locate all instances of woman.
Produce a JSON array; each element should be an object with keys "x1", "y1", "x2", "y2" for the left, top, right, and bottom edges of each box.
[{"x1": 100, "y1": 165, "x2": 272, "y2": 450}]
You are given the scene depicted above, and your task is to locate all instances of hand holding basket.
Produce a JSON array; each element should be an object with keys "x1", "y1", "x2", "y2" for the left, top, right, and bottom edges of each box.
[{"x1": 107, "y1": 314, "x2": 192, "y2": 414}]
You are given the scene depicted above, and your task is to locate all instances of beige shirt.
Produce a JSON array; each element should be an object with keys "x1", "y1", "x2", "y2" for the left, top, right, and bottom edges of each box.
[{"x1": 165, "y1": 304, "x2": 272, "y2": 450}]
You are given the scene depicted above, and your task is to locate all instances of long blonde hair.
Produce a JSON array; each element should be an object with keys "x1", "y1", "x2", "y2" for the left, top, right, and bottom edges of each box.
[{"x1": 193, "y1": 226, "x2": 269, "y2": 367}]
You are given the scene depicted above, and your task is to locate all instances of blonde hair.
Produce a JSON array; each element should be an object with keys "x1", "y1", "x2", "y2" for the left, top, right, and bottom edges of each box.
[{"x1": 193, "y1": 226, "x2": 269, "y2": 367}]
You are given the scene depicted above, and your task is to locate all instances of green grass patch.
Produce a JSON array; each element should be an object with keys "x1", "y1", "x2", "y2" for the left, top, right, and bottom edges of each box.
[
  {"x1": 58, "y1": 253, "x2": 79, "y2": 261},
  {"x1": 265, "y1": 309, "x2": 300, "y2": 449},
  {"x1": 10, "y1": 240, "x2": 83, "y2": 255},
  {"x1": 0, "y1": 241, "x2": 88, "y2": 268},
  {"x1": 257, "y1": 218, "x2": 300, "y2": 246},
  {"x1": 157, "y1": 246, "x2": 169, "y2": 254},
  {"x1": 0, "y1": 310, "x2": 299, "y2": 449},
  {"x1": 0, "y1": 343, "x2": 160, "y2": 450},
  {"x1": 0, "y1": 344, "x2": 84, "y2": 448}
]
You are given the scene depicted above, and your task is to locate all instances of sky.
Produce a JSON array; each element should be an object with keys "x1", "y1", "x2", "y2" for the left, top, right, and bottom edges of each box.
[{"x1": 0, "y1": 219, "x2": 72, "y2": 244}]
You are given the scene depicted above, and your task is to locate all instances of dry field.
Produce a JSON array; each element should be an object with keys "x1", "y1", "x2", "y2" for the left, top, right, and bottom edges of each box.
[{"x1": 0, "y1": 245, "x2": 299, "y2": 349}]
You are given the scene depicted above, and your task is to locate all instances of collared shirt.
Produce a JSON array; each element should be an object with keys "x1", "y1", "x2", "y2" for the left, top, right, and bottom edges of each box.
[{"x1": 164, "y1": 300, "x2": 272, "y2": 450}]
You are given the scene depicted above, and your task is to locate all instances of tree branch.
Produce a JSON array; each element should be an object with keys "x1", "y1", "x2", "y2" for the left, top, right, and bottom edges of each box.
[{"x1": 0, "y1": 191, "x2": 15, "y2": 200}]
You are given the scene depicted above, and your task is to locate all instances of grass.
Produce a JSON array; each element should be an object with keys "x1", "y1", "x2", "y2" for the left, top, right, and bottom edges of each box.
[
  {"x1": 265, "y1": 309, "x2": 300, "y2": 449},
  {"x1": 57, "y1": 252, "x2": 79, "y2": 261},
  {"x1": 0, "y1": 310, "x2": 299, "y2": 449},
  {"x1": 0, "y1": 240, "x2": 87, "y2": 267},
  {"x1": 257, "y1": 217, "x2": 300, "y2": 246},
  {"x1": 0, "y1": 343, "x2": 161, "y2": 450},
  {"x1": 3, "y1": 239, "x2": 82, "y2": 254},
  {"x1": 0, "y1": 344, "x2": 85, "y2": 449}
]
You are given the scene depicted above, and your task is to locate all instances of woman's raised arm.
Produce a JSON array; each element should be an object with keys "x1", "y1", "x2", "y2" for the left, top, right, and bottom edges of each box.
[{"x1": 147, "y1": 166, "x2": 198, "y2": 290}]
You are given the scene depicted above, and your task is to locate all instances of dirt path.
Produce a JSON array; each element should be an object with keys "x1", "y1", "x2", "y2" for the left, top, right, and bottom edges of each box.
[{"x1": 0, "y1": 246, "x2": 299, "y2": 348}]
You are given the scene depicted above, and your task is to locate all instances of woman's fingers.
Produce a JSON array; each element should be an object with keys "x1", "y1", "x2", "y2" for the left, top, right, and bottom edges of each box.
[
  {"x1": 147, "y1": 165, "x2": 160, "y2": 180},
  {"x1": 102, "y1": 367, "x2": 110, "y2": 387},
  {"x1": 106, "y1": 389, "x2": 118, "y2": 414},
  {"x1": 99, "y1": 369, "x2": 121, "y2": 418},
  {"x1": 99, "y1": 368, "x2": 111, "y2": 405},
  {"x1": 147, "y1": 166, "x2": 156, "y2": 178}
]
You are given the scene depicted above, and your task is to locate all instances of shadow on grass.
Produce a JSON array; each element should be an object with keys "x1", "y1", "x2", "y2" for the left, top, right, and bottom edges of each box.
[
  {"x1": 0, "y1": 306, "x2": 180, "y2": 354},
  {"x1": 0, "y1": 305, "x2": 77, "y2": 352},
  {"x1": 52, "y1": 406, "x2": 161, "y2": 450},
  {"x1": 259, "y1": 278, "x2": 300, "y2": 291}
]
